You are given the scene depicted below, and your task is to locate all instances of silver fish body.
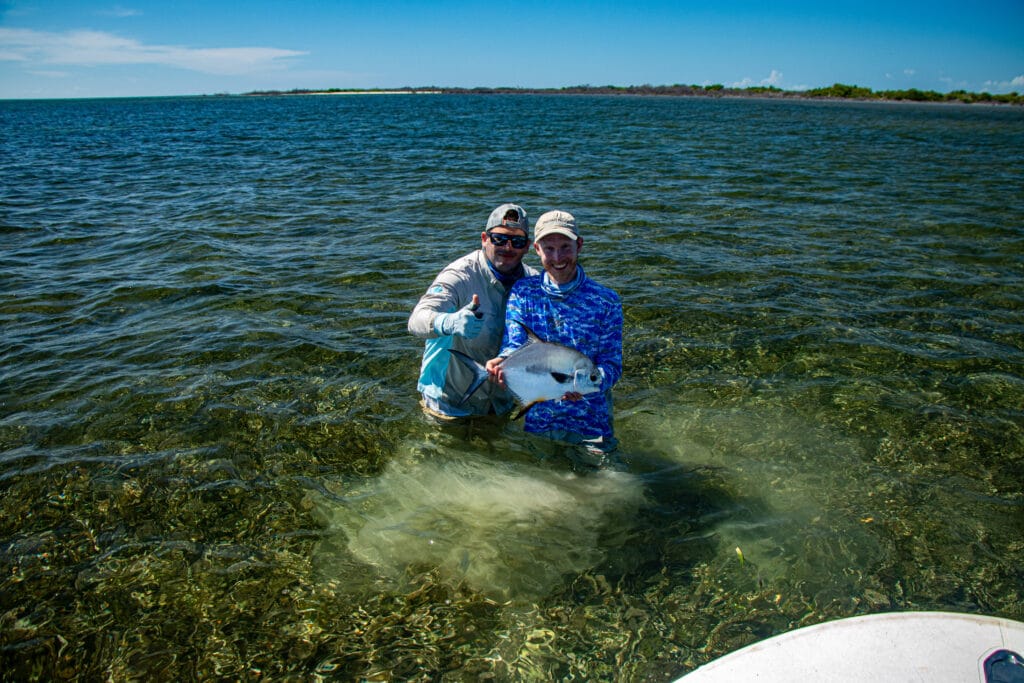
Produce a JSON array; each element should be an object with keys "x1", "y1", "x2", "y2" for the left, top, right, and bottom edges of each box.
[{"x1": 450, "y1": 325, "x2": 602, "y2": 417}]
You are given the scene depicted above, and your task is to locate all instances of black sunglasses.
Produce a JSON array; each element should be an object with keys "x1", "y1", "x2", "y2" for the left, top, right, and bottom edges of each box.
[{"x1": 486, "y1": 231, "x2": 530, "y2": 249}]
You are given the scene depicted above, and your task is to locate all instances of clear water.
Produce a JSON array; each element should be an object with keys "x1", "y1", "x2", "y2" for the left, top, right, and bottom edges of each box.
[{"x1": 2, "y1": 94, "x2": 1022, "y2": 681}]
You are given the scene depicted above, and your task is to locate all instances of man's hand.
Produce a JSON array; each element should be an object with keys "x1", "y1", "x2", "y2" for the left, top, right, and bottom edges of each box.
[
  {"x1": 434, "y1": 294, "x2": 484, "y2": 338},
  {"x1": 485, "y1": 356, "x2": 506, "y2": 388}
]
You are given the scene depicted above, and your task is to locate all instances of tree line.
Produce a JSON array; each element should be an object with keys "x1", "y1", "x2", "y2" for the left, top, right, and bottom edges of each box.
[
  {"x1": 245, "y1": 83, "x2": 1022, "y2": 105},
  {"x1": 800, "y1": 83, "x2": 1021, "y2": 104}
]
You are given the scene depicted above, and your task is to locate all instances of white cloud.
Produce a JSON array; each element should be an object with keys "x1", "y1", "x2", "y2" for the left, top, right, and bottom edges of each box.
[
  {"x1": 982, "y1": 75, "x2": 1024, "y2": 92},
  {"x1": 729, "y1": 69, "x2": 785, "y2": 89},
  {"x1": 0, "y1": 27, "x2": 306, "y2": 75},
  {"x1": 98, "y1": 6, "x2": 143, "y2": 18},
  {"x1": 762, "y1": 69, "x2": 783, "y2": 86},
  {"x1": 0, "y1": 49, "x2": 28, "y2": 61},
  {"x1": 29, "y1": 69, "x2": 70, "y2": 78}
]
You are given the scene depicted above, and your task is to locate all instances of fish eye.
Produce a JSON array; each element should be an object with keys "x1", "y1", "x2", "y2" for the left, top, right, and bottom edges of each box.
[{"x1": 590, "y1": 374, "x2": 599, "y2": 382}]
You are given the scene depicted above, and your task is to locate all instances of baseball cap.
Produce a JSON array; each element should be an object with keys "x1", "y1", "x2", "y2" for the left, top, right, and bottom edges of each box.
[
  {"x1": 485, "y1": 204, "x2": 529, "y2": 232},
  {"x1": 533, "y1": 210, "x2": 579, "y2": 241}
]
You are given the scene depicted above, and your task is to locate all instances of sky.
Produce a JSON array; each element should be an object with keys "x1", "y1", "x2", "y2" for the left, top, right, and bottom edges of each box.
[{"x1": 1, "y1": 0, "x2": 1022, "y2": 99}]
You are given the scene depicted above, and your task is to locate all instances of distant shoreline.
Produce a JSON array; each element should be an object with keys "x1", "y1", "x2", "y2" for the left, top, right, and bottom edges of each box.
[
  {"x1": 305, "y1": 89, "x2": 442, "y2": 96},
  {"x1": 242, "y1": 84, "x2": 1023, "y2": 106}
]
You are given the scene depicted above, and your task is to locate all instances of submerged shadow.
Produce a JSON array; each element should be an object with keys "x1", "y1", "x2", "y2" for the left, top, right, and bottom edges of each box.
[{"x1": 303, "y1": 416, "x2": 749, "y2": 607}]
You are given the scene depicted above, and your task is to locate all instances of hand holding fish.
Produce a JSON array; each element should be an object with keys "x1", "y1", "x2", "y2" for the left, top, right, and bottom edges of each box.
[
  {"x1": 434, "y1": 294, "x2": 484, "y2": 338},
  {"x1": 485, "y1": 356, "x2": 507, "y2": 388},
  {"x1": 486, "y1": 357, "x2": 581, "y2": 400},
  {"x1": 453, "y1": 324, "x2": 603, "y2": 418}
]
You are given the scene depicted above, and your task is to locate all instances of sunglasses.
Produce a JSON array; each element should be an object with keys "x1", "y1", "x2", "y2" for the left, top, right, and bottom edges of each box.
[{"x1": 486, "y1": 231, "x2": 530, "y2": 249}]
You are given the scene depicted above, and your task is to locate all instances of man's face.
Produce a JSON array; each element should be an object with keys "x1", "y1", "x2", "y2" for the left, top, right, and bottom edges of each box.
[
  {"x1": 535, "y1": 234, "x2": 582, "y2": 285},
  {"x1": 481, "y1": 228, "x2": 530, "y2": 274}
]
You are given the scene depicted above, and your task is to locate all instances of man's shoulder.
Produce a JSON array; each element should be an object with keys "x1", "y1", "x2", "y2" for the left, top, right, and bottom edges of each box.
[
  {"x1": 436, "y1": 251, "x2": 485, "y2": 280},
  {"x1": 580, "y1": 276, "x2": 621, "y2": 306},
  {"x1": 511, "y1": 273, "x2": 544, "y2": 293},
  {"x1": 447, "y1": 250, "x2": 485, "y2": 270}
]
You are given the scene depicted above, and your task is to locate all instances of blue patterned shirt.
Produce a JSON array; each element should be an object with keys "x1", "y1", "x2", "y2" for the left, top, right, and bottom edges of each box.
[{"x1": 499, "y1": 267, "x2": 623, "y2": 440}]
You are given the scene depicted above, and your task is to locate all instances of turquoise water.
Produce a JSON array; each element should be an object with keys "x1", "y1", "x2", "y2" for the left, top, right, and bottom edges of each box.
[{"x1": 2, "y1": 94, "x2": 1023, "y2": 681}]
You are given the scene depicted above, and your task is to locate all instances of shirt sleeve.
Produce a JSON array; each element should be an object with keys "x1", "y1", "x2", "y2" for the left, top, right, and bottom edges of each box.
[
  {"x1": 408, "y1": 277, "x2": 460, "y2": 338},
  {"x1": 593, "y1": 295, "x2": 623, "y2": 390},
  {"x1": 498, "y1": 281, "x2": 529, "y2": 356}
]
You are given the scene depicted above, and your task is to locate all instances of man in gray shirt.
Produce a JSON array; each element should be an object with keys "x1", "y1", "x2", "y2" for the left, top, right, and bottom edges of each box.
[{"x1": 408, "y1": 204, "x2": 538, "y2": 420}]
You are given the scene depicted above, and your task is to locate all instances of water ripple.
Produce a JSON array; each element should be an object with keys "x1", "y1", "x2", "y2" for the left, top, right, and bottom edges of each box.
[{"x1": 2, "y1": 94, "x2": 1023, "y2": 681}]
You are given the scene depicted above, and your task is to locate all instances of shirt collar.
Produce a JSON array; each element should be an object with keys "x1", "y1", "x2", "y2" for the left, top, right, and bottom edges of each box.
[
  {"x1": 484, "y1": 253, "x2": 524, "y2": 289},
  {"x1": 541, "y1": 266, "x2": 585, "y2": 299}
]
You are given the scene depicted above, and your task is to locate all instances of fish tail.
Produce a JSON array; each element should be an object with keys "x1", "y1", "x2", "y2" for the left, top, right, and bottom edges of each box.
[{"x1": 448, "y1": 349, "x2": 489, "y2": 406}]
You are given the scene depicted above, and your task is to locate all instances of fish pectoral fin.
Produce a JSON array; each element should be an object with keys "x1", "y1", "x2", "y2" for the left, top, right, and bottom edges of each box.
[{"x1": 549, "y1": 372, "x2": 571, "y2": 384}]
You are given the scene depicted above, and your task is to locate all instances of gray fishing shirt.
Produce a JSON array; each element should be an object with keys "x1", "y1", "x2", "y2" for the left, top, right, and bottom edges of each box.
[{"x1": 408, "y1": 249, "x2": 538, "y2": 416}]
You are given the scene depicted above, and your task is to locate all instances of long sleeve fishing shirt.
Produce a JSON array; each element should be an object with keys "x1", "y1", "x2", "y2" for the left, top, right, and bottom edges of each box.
[
  {"x1": 409, "y1": 249, "x2": 537, "y2": 417},
  {"x1": 499, "y1": 267, "x2": 623, "y2": 441}
]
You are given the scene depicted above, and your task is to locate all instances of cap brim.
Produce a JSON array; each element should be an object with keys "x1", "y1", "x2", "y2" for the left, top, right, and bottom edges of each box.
[{"x1": 535, "y1": 227, "x2": 579, "y2": 241}]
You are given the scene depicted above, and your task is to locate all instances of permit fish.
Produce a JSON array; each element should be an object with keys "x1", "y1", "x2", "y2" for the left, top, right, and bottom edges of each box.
[{"x1": 449, "y1": 325, "x2": 602, "y2": 418}]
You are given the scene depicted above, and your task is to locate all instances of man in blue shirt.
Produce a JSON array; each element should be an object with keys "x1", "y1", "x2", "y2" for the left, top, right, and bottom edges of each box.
[{"x1": 487, "y1": 210, "x2": 623, "y2": 455}]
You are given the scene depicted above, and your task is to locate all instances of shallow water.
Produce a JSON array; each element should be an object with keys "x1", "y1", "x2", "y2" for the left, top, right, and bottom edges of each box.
[{"x1": 1, "y1": 94, "x2": 1023, "y2": 681}]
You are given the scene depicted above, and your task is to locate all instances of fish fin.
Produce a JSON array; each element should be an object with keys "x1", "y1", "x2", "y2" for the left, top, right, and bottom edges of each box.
[
  {"x1": 516, "y1": 322, "x2": 543, "y2": 346},
  {"x1": 510, "y1": 401, "x2": 541, "y2": 421},
  {"x1": 447, "y1": 350, "x2": 488, "y2": 406},
  {"x1": 549, "y1": 371, "x2": 571, "y2": 383}
]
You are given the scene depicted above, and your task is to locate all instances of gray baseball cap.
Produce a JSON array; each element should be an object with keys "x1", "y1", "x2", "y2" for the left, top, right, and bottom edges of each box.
[{"x1": 485, "y1": 203, "x2": 529, "y2": 232}]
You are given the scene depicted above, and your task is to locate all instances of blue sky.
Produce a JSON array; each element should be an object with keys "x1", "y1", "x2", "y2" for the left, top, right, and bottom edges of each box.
[{"x1": 1, "y1": 0, "x2": 1022, "y2": 99}]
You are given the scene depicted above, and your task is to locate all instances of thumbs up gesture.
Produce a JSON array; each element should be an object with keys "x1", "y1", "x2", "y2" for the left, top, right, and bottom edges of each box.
[{"x1": 434, "y1": 294, "x2": 484, "y2": 339}]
